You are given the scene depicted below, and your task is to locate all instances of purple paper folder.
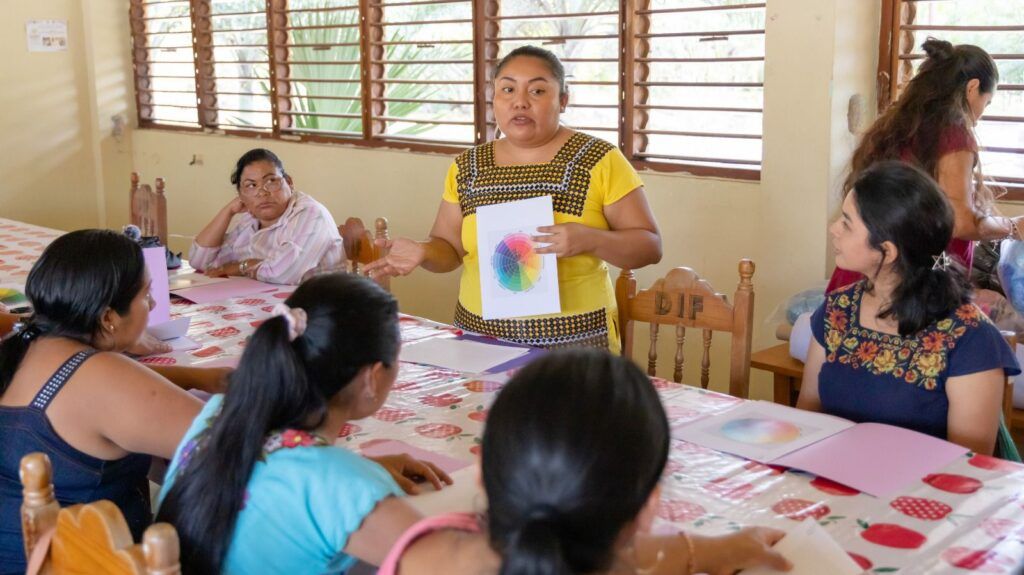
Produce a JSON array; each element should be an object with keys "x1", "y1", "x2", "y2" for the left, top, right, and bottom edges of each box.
[
  {"x1": 170, "y1": 277, "x2": 275, "y2": 304},
  {"x1": 771, "y1": 422, "x2": 968, "y2": 497}
]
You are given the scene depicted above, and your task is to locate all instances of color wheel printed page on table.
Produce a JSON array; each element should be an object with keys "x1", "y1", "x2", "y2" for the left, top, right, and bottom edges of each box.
[
  {"x1": 476, "y1": 196, "x2": 561, "y2": 320},
  {"x1": 674, "y1": 401, "x2": 967, "y2": 497}
]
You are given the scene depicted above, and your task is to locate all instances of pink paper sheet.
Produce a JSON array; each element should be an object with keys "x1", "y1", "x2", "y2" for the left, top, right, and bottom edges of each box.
[
  {"x1": 170, "y1": 277, "x2": 275, "y2": 304},
  {"x1": 143, "y1": 247, "x2": 171, "y2": 326},
  {"x1": 772, "y1": 422, "x2": 968, "y2": 497},
  {"x1": 359, "y1": 439, "x2": 473, "y2": 475}
]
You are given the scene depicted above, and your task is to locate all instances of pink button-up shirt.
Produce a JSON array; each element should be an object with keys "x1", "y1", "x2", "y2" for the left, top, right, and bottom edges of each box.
[{"x1": 190, "y1": 192, "x2": 344, "y2": 285}]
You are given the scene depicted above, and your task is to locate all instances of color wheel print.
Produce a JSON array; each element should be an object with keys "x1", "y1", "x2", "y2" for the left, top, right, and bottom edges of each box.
[
  {"x1": 719, "y1": 418, "x2": 801, "y2": 445},
  {"x1": 491, "y1": 233, "x2": 542, "y2": 292}
]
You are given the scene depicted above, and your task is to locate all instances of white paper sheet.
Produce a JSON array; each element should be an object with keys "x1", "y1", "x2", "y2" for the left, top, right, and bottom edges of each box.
[
  {"x1": 400, "y1": 337, "x2": 530, "y2": 374},
  {"x1": 740, "y1": 518, "x2": 862, "y2": 575},
  {"x1": 403, "y1": 467, "x2": 486, "y2": 517},
  {"x1": 168, "y1": 272, "x2": 229, "y2": 292},
  {"x1": 476, "y1": 196, "x2": 560, "y2": 320},
  {"x1": 148, "y1": 316, "x2": 190, "y2": 341},
  {"x1": 673, "y1": 401, "x2": 854, "y2": 463}
]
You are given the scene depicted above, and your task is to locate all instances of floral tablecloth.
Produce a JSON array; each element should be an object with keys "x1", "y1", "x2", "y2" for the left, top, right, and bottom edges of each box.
[{"x1": 2, "y1": 217, "x2": 1023, "y2": 574}]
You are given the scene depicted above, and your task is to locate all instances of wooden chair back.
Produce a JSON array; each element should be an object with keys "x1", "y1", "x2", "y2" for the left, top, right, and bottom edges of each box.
[
  {"x1": 20, "y1": 452, "x2": 181, "y2": 575},
  {"x1": 130, "y1": 172, "x2": 168, "y2": 247},
  {"x1": 616, "y1": 259, "x2": 755, "y2": 398},
  {"x1": 339, "y1": 217, "x2": 390, "y2": 291}
]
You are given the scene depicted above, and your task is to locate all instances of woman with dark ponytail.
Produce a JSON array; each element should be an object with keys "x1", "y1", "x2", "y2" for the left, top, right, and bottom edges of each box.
[
  {"x1": 156, "y1": 273, "x2": 449, "y2": 574},
  {"x1": 377, "y1": 348, "x2": 792, "y2": 575},
  {"x1": 829, "y1": 38, "x2": 1020, "y2": 292},
  {"x1": 799, "y1": 161, "x2": 1019, "y2": 456},
  {"x1": 0, "y1": 230, "x2": 204, "y2": 574}
]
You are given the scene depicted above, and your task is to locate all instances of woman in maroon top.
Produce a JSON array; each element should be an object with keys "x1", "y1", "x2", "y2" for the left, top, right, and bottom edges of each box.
[{"x1": 829, "y1": 39, "x2": 1022, "y2": 292}]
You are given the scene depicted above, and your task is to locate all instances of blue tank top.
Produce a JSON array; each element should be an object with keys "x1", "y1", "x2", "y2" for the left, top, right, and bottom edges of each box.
[{"x1": 0, "y1": 350, "x2": 152, "y2": 574}]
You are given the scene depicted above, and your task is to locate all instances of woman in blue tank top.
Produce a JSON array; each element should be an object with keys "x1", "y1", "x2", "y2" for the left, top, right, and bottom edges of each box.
[{"x1": 0, "y1": 230, "x2": 202, "y2": 574}]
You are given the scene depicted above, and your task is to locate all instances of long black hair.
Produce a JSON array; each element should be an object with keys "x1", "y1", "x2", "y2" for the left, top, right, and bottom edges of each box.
[
  {"x1": 156, "y1": 273, "x2": 400, "y2": 573},
  {"x1": 854, "y1": 160, "x2": 971, "y2": 335},
  {"x1": 0, "y1": 229, "x2": 145, "y2": 393},
  {"x1": 230, "y1": 148, "x2": 287, "y2": 190},
  {"x1": 482, "y1": 348, "x2": 670, "y2": 575},
  {"x1": 848, "y1": 38, "x2": 998, "y2": 192}
]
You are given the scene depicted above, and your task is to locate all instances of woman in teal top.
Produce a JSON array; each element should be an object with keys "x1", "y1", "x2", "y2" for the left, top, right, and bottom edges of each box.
[{"x1": 157, "y1": 274, "x2": 449, "y2": 574}]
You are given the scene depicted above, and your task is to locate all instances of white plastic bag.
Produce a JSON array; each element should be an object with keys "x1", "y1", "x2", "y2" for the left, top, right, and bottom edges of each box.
[{"x1": 996, "y1": 239, "x2": 1024, "y2": 315}]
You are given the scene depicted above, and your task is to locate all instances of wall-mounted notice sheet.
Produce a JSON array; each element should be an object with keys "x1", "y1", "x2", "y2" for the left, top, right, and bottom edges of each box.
[{"x1": 26, "y1": 20, "x2": 68, "y2": 52}]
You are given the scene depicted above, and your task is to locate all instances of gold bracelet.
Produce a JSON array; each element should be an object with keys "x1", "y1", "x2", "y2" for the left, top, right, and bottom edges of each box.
[
  {"x1": 1008, "y1": 218, "x2": 1021, "y2": 241},
  {"x1": 238, "y1": 259, "x2": 249, "y2": 275}
]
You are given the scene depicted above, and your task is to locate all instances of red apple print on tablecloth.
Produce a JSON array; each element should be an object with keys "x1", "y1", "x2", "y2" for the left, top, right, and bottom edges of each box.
[
  {"x1": 981, "y1": 518, "x2": 1024, "y2": 540},
  {"x1": 923, "y1": 473, "x2": 983, "y2": 494},
  {"x1": 272, "y1": 292, "x2": 292, "y2": 299},
  {"x1": 208, "y1": 326, "x2": 241, "y2": 338},
  {"x1": 261, "y1": 305, "x2": 275, "y2": 313},
  {"x1": 469, "y1": 444, "x2": 482, "y2": 456},
  {"x1": 338, "y1": 423, "x2": 362, "y2": 439},
  {"x1": 847, "y1": 552, "x2": 872, "y2": 571},
  {"x1": 197, "y1": 305, "x2": 227, "y2": 313},
  {"x1": 859, "y1": 521, "x2": 926, "y2": 549},
  {"x1": 890, "y1": 496, "x2": 952, "y2": 521},
  {"x1": 236, "y1": 298, "x2": 266, "y2": 306},
  {"x1": 468, "y1": 409, "x2": 488, "y2": 422},
  {"x1": 249, "y1": 320, "x2": 265, "y2": 329},
  {"x1": 415, "y1": 423, "x2": 462, "y2": 439},
  {"x1": 810, "y1": 476, "x2": 860, "y2": 496},
  {"x1": 704, "y1": 477, "x2": 756, "y2": 501},
  {"x1": 464, "y1": 380, "x2": 504, "y2": 393},
  {"x1": 391, "y1": 380, "x2": 425, "y2": 392},
  {"x1": 16, "y1": 255, "x2": 36, "y2": 261},
  {"x1": 662, "y1": 459, "x2": 685, "y2": 476},
  {"x1": 657, "y1": 500, "x2": 707, "y2": 523},
  {"x1": 771, "y1": 498, "x2": 831, "y2": 521},
  {"x1": 672, "y1": 439, "x2": 714, "y2": 457},
  {"x1": 941, "y1": 547, "x2": 1017, "y2": 573},
  {"x1": 968, "y1": 454, "x2": 1022, "y2": 473},
  {"x1": 222, "y1": 312, "x2": 254, "y2": 321},
  {"x1": 743, "y1": 461, "x2": 785, "y2": 476},
  {"x1": 139, "y1": 356, "x2": 177, "y2": 366},
  {"x1": 192, "y1": 346, "x2": 224, "y2": 358},
  {"x1": 650, "y1": 377, "x2": 681, "y2": 391},
  {"x1": 373, "y1": 408, "x2": 416, "y2": 423},
  {"x1": 420, "y1": 393, "x2": 463, "y2": 408}
]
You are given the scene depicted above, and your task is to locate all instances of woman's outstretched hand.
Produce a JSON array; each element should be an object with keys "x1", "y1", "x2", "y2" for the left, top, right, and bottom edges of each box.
[{"x1": 363, "y1": 238, "x2": 427, "y2": 280}]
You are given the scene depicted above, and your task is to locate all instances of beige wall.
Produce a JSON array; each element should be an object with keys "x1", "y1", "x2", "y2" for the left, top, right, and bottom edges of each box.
[
  {"x1": 0, "y1": 1, "x2": 103, "y2": 230},
  {"x1": 10, "y1": 0, "x2": 1003, "y2": 398}
]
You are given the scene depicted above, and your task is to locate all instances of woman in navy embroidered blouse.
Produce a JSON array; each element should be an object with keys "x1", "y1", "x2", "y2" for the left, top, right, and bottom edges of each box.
[{"x1": 797, "y1": 162, "x2": 1018, "y2": 455}]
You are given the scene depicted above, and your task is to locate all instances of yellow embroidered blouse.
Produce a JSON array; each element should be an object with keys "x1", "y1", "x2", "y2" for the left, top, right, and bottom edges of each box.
[{"x1": 442, "y1": 132, "x2": 643, "y2": 350}]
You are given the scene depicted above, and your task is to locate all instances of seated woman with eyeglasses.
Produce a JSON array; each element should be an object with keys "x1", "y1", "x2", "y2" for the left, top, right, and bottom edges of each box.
[{"x1": 191, "y1": 148, "x2": 344, "y2": 285}]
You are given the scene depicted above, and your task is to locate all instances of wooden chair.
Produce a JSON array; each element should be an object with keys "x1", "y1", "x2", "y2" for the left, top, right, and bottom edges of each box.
[
  {"x1": 20, "y1": 452, "x2": 181, "y2": 575},
  {"x1": 339, "y1": 217, "x2": 390, "y2": 291},
  {"x1": 130, "y1": 172, "x2": 168, "y2": 247},
  {"x1": 616, "y1": 260, "x2": 755, "y2": 399}
]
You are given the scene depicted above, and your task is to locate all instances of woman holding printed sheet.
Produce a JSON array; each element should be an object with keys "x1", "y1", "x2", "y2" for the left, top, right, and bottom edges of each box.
[{"x1": 366, "y1": 46, "x2": 662, "y2": 350}]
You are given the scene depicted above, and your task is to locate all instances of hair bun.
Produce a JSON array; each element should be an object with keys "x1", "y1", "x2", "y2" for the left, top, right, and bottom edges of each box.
[{"x1": 922, "y1": 37, "x2": 955, "y2": 60}]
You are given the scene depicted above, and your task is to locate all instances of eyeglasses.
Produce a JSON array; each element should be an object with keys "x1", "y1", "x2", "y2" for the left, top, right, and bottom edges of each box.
[{"x1": 240, "y1": 176, "x2": 285, "y2": 198}]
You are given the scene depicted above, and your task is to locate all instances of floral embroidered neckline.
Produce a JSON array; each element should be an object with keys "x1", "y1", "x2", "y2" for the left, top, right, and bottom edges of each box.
[
  {"x1": 822, "y1": 281, "x2": 983, "y2": 391},
  {"x1": 262, "y1": 429, "x2": 331, "y2": 456}
]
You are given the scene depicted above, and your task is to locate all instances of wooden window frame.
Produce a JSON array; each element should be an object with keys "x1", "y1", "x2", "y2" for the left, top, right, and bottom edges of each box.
[
  {"x1": 878, "y1": 0, "x2": 1024, "y2": 200},
  {"x1": 131, "y1": 0, "x2": 766, "y2": 181}
]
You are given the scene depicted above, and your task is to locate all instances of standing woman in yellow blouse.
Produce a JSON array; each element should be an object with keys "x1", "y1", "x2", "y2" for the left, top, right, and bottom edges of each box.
[{"x1": 366, "y1": 46, "x2": 662, "y2": 350}]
